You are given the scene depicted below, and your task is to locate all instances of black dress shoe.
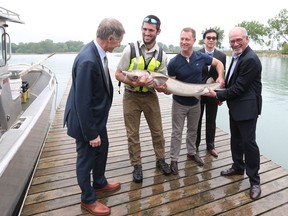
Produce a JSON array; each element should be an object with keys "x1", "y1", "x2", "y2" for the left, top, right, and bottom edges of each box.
[
  {"x1": 187, "y1": 154, "x2": 204, "y2": 166},
  {"x1": 170, "y1": 161, "x2": 178, "y2": 175},
  {"x1": 220, "y1": 168, "x2": 244, "y2": 176},
  {"x1": 250, "y1": 185, "x2": 261, "y2": 200},
  {"x1": 133, "y1": 164, "x2": 143, "y2": 183},
  {"x1": 208, "y1": 148, "x2": 218, "y2": 158},
  {"x1": 156, "y1": 159, "x2": 172, "y2": 175}
]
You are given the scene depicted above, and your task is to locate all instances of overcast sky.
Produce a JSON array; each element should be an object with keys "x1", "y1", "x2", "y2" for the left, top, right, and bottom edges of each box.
[{"x1": 2, "y1": 0, "x2": 287, "y2": 49}]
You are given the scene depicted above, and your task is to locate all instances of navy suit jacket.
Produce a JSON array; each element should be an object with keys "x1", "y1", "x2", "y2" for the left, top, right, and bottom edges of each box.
[
  {"x1": 200, "y1": 48, "x2": 226, "y2": 82},
  {"x1": 63, "y1": 41, "x2": 113, "y2": 141},
  {"x1": 217, "y1": 46, "x2": 262, "y2": 121}
]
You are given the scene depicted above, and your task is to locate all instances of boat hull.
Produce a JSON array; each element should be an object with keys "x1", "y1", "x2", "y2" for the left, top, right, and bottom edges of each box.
[{"x1": 0, "y1": 65, "x2": 57, "y2": 216}]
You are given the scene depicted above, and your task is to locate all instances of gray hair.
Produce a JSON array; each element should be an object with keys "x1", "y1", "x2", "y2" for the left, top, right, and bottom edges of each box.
[
  {"x1": 96, "y1": 18, "x2": 125, "y2": 40},
  {"x1": 229, "y1": 26, "x2": 248, "y2": 37},
  {"x1": 182, "y1": 27, "x2": 196, "y2": 38}
]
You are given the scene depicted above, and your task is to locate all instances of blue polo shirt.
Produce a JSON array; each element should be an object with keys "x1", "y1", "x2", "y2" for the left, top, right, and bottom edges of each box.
[{"x1": 168, "y1": 51, "x2": 212, "y2": 106}]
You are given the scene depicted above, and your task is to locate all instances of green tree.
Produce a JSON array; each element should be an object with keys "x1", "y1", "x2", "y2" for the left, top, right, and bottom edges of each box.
[
  {"x1": 237, "y1": 21, "x2": 269, "y2": 47},
  {"x1": 64, "y1": 40, "x2": 84, "y2": 52},
  {"x1": 267, "y1": 8, "x2": 288, "y2": 51},
  {"x1": 198, "y1": 27, "x2": 225, "y2": 49},
  {"x1": 38, "y1": 39, "x2": 55, "y2": 53}
]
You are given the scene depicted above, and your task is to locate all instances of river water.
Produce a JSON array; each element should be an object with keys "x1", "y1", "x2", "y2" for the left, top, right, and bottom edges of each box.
[{"x1": 10, "y1": 53, "x2": 288, "y2": 169}]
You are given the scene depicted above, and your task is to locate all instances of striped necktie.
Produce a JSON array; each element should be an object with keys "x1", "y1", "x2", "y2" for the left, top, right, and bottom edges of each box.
[{"x1": 103, "y1": 56, "x2": 110, "y2": 90}]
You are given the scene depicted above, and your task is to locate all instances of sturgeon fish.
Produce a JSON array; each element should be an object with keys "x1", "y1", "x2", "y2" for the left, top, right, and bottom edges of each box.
[{"x1": 122, "y1": 70, "x2": 221, "y2": 97}]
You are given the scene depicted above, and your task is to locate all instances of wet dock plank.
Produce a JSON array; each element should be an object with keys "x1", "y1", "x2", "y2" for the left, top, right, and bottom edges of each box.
[{"x1": 20, "y1": 78, "x2": 288, "y2": 216}]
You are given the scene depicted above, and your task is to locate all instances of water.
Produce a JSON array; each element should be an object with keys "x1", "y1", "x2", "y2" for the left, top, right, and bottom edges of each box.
[
  {"x1": 217, "y1": 56, "x2": 288, "y2": 170},
  {"x1": 10, "y1": 53, "x2": 288, "y2": 169}
]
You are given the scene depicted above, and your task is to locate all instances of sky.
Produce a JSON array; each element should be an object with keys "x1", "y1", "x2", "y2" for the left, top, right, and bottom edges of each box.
[{"x1": 2, "y1": 0, "x2": 287, "y2": 49}]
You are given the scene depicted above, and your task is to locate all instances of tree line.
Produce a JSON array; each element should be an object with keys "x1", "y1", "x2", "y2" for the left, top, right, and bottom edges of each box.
[
  {"x1": 11, "y1": 39, "x2": 184, "y2": 54},
  {"x1": 11, "y1": 40, "x2": 84, "y2": 54},
  {"x1": 12, "y1": 9, "x2": 287, "y2": 54}
]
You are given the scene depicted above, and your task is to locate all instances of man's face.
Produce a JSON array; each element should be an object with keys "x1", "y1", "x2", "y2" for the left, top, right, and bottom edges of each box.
[
  {"x1": 107, "y1": 36, "x2": 123, "y2": 52},
  {"x1": 204, "y1": 32, "x2": 217, "y2": 49},
  {"x1": 229, "y1": 30, "x2": 248, "y2": 54},
  {"x1": 141, "y1": 22, "x2": 159, "y2": 46},
  {"x1": 180, "y1": 31, "x2": 195, "y2": 51}
]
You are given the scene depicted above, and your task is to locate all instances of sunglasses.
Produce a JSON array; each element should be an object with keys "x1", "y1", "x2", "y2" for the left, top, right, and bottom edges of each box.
[
  {"x1": 206, "y1": 36, "x2": 217, "y2": 41},
  {"x1": 143, "y1": 17, "x2": 158, "y2": 25}
]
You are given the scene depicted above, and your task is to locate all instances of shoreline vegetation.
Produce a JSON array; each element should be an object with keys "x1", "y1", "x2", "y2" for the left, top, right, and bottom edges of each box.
[
  {"x1": 11, "y1": 39, "x2": 288, "y2": 56},
  {"x1": 12, "y1": 51, "x2": 288, "y2": 57}
]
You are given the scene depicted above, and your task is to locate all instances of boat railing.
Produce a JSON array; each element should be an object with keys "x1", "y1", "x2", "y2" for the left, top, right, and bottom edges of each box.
[
  {"x1": 0, "y1": 7, "x2": 23, "y2": 23},
  {"x1": 9, "y1": 63, "x2": 55, "y2": 77}
]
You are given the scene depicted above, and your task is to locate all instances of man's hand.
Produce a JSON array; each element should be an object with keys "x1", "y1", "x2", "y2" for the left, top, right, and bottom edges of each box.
[
  {"x1": 134, "y1": 74, "x2": 154, "y2": 86},
  {"x1": 204, "y1": 87, "x2": 217, "y2": 97},
  {"x1": 154, "y1": 83, "x2": 171, "y2": 95},
  {"x1": 89, "y1": 135, "x2": 101, "y2": 148},
  {"x1": 204, "y1": 88, "x2": 223, "y2": 106}
]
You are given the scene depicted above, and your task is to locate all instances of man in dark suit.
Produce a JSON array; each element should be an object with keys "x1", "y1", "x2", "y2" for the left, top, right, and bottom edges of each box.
[
  {"x1": 205, "y1": 27, "x2": 262, "y2": 200},
  {"x1": 63, "y1": 18, "x2": 125, "y2": 215},
  {"x1": 196, "y1": 29, "x2": 226, "y2": 158}
]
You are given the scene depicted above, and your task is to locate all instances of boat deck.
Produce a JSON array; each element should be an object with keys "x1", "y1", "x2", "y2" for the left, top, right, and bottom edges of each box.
[{"x1": 20, "y1": 78, "x2": 288, "y2": 216}]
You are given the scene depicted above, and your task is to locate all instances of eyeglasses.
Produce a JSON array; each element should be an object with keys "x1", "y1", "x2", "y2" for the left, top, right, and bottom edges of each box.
[
  {"x1": 229, "y1": 38, "x2": 244, "y2": 45},
  {"x1": 143, "y1": 17, "x2": 158, "y2": 25},
  {"x1": 206, "y1": 36, "x2": 217, "y2": 41}
]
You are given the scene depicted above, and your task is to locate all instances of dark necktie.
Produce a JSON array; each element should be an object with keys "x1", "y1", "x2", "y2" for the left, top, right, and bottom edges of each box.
[{"x1": 206, "y1": 52, "x2": 213, "y2": 71}]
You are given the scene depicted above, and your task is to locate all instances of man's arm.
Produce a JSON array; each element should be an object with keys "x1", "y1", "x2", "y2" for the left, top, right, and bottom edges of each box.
[{"x1": 211, "y1": 58, "x2": 225, "y2": 87}]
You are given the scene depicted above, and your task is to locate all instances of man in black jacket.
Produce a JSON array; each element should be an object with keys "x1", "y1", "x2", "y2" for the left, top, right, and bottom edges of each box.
[
  {"x1": 196, "y1": 29, "x2": 226, "y2": 157},
  {"x1": 205, "y1": 27, "x2": 262, "y2": 200}
]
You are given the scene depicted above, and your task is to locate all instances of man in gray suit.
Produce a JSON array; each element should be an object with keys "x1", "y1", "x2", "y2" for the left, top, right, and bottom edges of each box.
[
  {"x1": 64, "y1": 18, "x2": 125, "y2": 215},
  {"x1": 205, "y1": 27, "x2": 262, "y2": 200}
]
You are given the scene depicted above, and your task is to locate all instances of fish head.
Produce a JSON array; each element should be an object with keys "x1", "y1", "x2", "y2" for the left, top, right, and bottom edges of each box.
[
  {"x1": 122, "y1": 70, "x2": 169, "y2": 87},
  {"x1": 122, "y1": 70, "x2": 150, "y2": 81}
]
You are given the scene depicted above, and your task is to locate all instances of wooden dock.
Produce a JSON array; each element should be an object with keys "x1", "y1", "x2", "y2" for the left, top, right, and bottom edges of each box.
[{"x1": 20, "y1": 77, "x2": 288, "y2": 216}]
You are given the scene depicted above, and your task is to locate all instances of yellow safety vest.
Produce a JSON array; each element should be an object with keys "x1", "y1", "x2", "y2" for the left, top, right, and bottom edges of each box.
[{"x1": 125, "y1": 41, "x2": 163, "y2": 92}]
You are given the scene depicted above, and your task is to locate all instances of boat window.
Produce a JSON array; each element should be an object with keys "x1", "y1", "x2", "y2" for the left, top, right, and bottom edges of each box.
[{"x1": 0, "y1": 26, "x2": 5, "y2": 67}]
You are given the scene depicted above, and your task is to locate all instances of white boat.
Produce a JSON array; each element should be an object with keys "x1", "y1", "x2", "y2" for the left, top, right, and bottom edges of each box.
[{"x1": 0, "y1": 7, "x2": 58, "y2": 216}]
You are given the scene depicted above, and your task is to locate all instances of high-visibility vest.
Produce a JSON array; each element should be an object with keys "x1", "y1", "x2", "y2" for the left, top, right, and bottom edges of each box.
[{"x1": 124, "y1": 41, "x2": 163, "y2": 92}]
